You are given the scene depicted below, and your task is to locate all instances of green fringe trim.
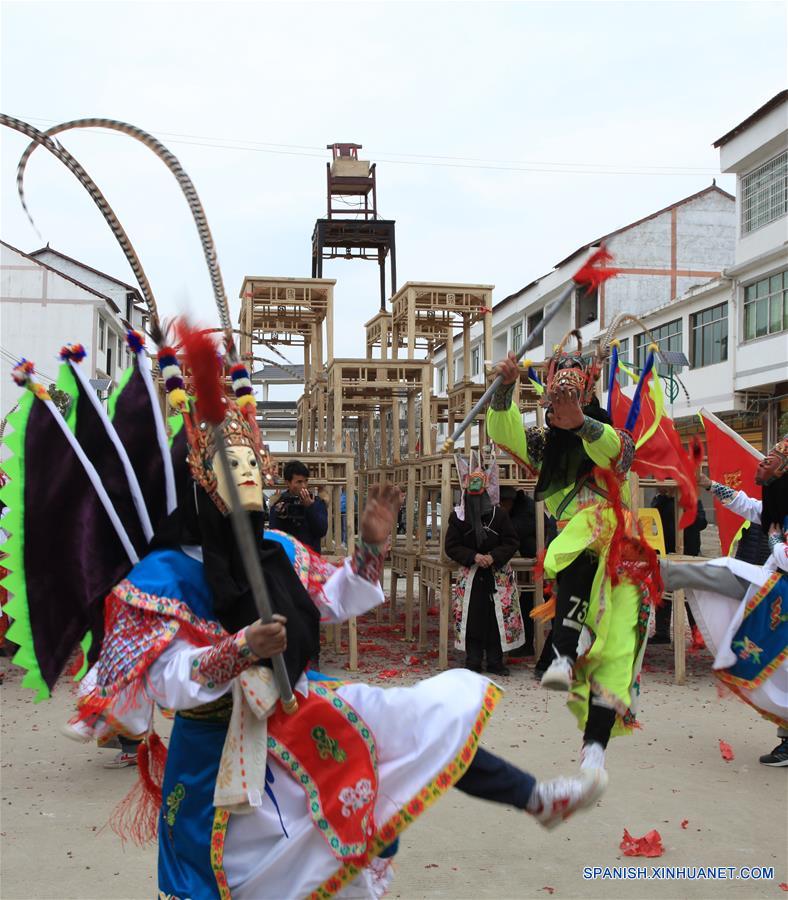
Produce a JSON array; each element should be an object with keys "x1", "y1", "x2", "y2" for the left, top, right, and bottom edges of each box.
[
  {"x1": 74, "y1": 631, "x2": 92, "y2": 682},
  {"x1": 168, "y1": 411, "x2": 184, "y2": 446},
  {"x1": 55, "y1": 361, "x2": 79, "y2": 434},
  {"x1": 0, "y1": 390, "x2": 49, "y2": 701},
  {"x1": 108, "y1": 362, "x2": 135, "y2": 422}
]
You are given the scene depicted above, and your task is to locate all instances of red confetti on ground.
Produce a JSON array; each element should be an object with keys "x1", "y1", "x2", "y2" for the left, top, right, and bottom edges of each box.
[
  {"x1": 718, "y1": 739, "x2": 735, "y2": 761},
  {"x1": 377, "y1": 669, "x2": 402, "y2": 679},
  {"x1": 778, "y1": 883, "x2": 788, "y2": 891},
  {"x1": 680, "y1": 819, "x2": 689, "y2": 829},
  {"x1": 542, "y1": 888, "x2": 555, "y2": 895},
  {"x1": 620, "y1": 828, "x2": 664, "y2": 858}
]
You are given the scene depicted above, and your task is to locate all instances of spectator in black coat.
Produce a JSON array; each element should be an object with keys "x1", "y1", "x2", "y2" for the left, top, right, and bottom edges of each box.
[{"x1": 499, "y1": 487, "x2": 557, "y2": 657}]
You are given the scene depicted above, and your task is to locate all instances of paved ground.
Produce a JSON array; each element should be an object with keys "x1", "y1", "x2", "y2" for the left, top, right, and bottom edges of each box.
[{"x1": 2, "y1": 633, "x2": 786, "y2": 899}]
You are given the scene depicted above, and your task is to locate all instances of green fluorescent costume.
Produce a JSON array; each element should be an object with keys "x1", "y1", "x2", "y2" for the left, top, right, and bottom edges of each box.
[{"x1": 486, "y1": 384, "x2": 657, "y2": 736}]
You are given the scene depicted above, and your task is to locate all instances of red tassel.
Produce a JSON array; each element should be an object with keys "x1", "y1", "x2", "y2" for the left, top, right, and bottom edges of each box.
[
  {"x1": 594, "y1": 467, "x2": 627, "y2": 585},
  {"x1": 572, "y1": 246, "x2": 619, "y2": 294},
  {"x1": 109, "y1": 732, "x2": 168, "y2": 846},
  {"x1": 178, "y1": 322, "x2": 225, "y2": 426}
]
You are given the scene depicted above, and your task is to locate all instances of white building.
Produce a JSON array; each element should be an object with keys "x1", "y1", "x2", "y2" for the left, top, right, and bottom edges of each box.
[
  {"x1": 606, "y1": 90, "x2": 788, "y2": 450},
  {"x1": 0, "y1": 242, "x2": 146, "y2": 425},
  {"x1": 432, "y1": 183, "x2": 737, "y2": 442},
  {"x1": 433, "y1": 91, "x2": 787, "y2": 452}
]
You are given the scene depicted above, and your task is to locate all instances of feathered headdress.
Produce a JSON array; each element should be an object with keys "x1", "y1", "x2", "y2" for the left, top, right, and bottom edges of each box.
[{"x1": 544, "y1": 329, "x2": 604, "y2": 408}]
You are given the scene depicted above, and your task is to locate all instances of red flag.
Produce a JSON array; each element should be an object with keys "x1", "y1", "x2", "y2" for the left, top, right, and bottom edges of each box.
[
  {"x1": 609, "y1": 374, "x2": 698, "y2": 528},
  {"x1": 700, "y1": 408, "x2": 762, "y2": 556}
]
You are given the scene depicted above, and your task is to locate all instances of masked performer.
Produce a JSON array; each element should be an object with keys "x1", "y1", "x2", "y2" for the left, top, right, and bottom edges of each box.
[
  {"x1": 661, "y1": 438, "x2": 788, "y2": 766},
  {"x1": 486, "y1": 336, "x2": 661, "y2": 775},
  {"x1": 445, "y1": 451, "x2": 523, "y2": 675},
  {"x1": 4, "y1": 335, "x2": 612, "y2": 899},
  {"x1": 1, "y1": 114, "x2": 611, "y2": 897}
]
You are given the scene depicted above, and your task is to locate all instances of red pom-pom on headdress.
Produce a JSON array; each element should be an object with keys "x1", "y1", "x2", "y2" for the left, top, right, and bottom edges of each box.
[
  {"x1": 178, "y1": 323, "x2": 225, "y2": 426},
  {"x1": 126, "y1": 329, "x2": 145, "y2": 355},
  {"x1": 11, "y1": 359, "x2": 35, "y2": 387},
  {"x1": 59, "y1": 343, "x2": 87, "y2": 363}
]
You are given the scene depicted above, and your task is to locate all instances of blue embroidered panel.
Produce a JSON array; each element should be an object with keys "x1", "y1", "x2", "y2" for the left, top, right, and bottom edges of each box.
[{"x1": 128, "y1": 549, "x2": 216, "y2": 622}]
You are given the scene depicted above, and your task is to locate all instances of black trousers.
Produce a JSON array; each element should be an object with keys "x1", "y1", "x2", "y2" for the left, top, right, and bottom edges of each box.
[
  {"x1": 465, "y1": 577, "x2": 504, "y2": 668},
  {"x1": 455, "y1": 746, "x2": 536, "y2": 809},
  {"x1": 584, "y1": 702, "x2": 617, "y2": 748},
  {"x1": 553, "y1": 551, "x2": 598, "y2": 661}
]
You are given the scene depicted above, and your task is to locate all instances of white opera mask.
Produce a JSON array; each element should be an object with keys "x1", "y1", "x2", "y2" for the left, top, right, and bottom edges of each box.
[{"x1": 214, "y1": 445, "x2": 263, "y2": 513}]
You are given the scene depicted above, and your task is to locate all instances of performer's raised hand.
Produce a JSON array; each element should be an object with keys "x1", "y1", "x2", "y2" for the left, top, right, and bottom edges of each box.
[
  {"x1": 361, "y1": 482, "x2": 403, "y2": 545},
  {"x1": 247, "y1": 614, "x2": 287, "y2": 658},
  {"x1": 493, "y1": 351, "x2": 520, "y2": 386},
  {"x1": 548, "y1": 386, "x2": 584, "y2": 430},
  {"x1": 697, "y1": 471, "x2": 712, "y2": 489}
]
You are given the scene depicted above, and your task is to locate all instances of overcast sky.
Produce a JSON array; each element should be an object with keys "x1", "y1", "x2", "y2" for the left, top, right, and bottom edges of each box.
[{"x1": 1, "y1": 1, "x2": 786, "y2": 382}]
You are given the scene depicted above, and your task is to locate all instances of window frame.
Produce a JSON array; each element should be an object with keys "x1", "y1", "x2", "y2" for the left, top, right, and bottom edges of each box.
[
  {"x1": 740, "y1": 150, "x2": 788, "y2": 235},
  {"x1": 527, "y1": 309, "x2": 544, "y2": 337},
  {"x1": 471, "y1": 346, "x2": 481, "y2": 377},
  {"x1": 634, "y1": 317, "x2": 683, "y2": 376},
  {"x1": 510, "y1": 321, "x2": 523, "y2": 353},
  {"x1": 690, "y1": 302, "x2": 728, "y2": 368},
  {"x1": 742, "y1": 269, "x2": 788, "y2": 341}
]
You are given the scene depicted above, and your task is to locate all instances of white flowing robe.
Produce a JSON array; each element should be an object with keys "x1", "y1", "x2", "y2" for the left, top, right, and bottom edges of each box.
[
  {"x1": 686, "y1": 490, "x2": 788, "y2": 728},
  {"x1": 93, "y1": 554, "x2": 497, "y2": 898}
]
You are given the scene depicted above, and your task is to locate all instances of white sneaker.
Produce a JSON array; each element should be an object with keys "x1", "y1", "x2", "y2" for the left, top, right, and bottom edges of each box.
[
  {"x1": 540, "y1": 655, "x2": 574, "y2": 691},
  {"x1": 531, "y1": 769, "x2": 608, "y2": 830},
  {"x1": 102, "y1": 751, "x2": 138, "y2": 769},
  {"x1": 61, "y1": 719, "x2": 92, "y2": 743}
]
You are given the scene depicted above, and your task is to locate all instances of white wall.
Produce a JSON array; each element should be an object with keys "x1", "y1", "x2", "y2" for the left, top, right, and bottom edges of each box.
[
  {"x1": 1, "y1": 244, "x2": 98, "y2": 422},
  {"x1": 0, "y1": 244, "x2": 146, "y2": 425}
]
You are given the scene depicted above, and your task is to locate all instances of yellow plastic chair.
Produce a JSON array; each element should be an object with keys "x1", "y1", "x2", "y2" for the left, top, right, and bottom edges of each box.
[{"x1": 638, "y1": 508, "x2": 667, "y2": 557}]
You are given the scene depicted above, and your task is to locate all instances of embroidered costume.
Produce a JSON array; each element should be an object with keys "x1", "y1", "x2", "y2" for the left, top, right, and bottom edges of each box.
[
  {"x1": 661, "y1": 437, "x2": 788, "y2": 762},
  {"x1": 1, "y1": 116, "x2": 612, "y2": 899},
  {"x1": 486, "y1": 331, "x2": 664, "y2": 772},
  {"x1": 445, "y1": 451, "x2": 524, "y2": 674}
]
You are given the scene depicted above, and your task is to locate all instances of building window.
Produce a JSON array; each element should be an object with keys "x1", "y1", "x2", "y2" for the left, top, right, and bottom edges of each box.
[
  {"x1": 438, "y1": 366, "x2": 446, "y2": 393},
  {"x1": 511, "y1": 322, "x2": 523, "y2": 353},
  {"x1": 575, "y1": 287, "x2": 598, "y2": 328},
  {"x1": 691, "y1": 302, "x2": 728, "y2": 368},
  {"x1": 117, "y1": 335, "x2": 124, "y2": 368},
  {"x1": 604, "y1": 337, "x2": 631, "y2": 387},
  {"x1": 125, "y1": 292, "x2": 135, "y2": 323},
  {"x1": 454, "y1": 358, "x2": 463, "y2": 382},
  {"x1": 635, "y1": 318, "x2": 682, "y2": 376},
  {"x1": 527, "y1": 309, "x2": 544, "y2": 336},
  {"x1": 741, "y1": 151, "x2": 787, "y2": 235},
  {"x1": 471, "y1": 346, "x2": 480, "y2": 376},
  {"x1": 106, "y1": 345, "x2": 113, "y2": 375},
  {"x1": 98, "y1": 317, "x2": 106, "y2": 352},
  {"x1": 743, "y1": 270, "x2": 788, "y2": 340}
]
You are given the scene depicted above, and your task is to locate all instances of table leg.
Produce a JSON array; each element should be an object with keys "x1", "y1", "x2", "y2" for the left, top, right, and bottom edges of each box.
[{"x1": 673, "y1": 589, "x2": 686, "y2": 685}]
